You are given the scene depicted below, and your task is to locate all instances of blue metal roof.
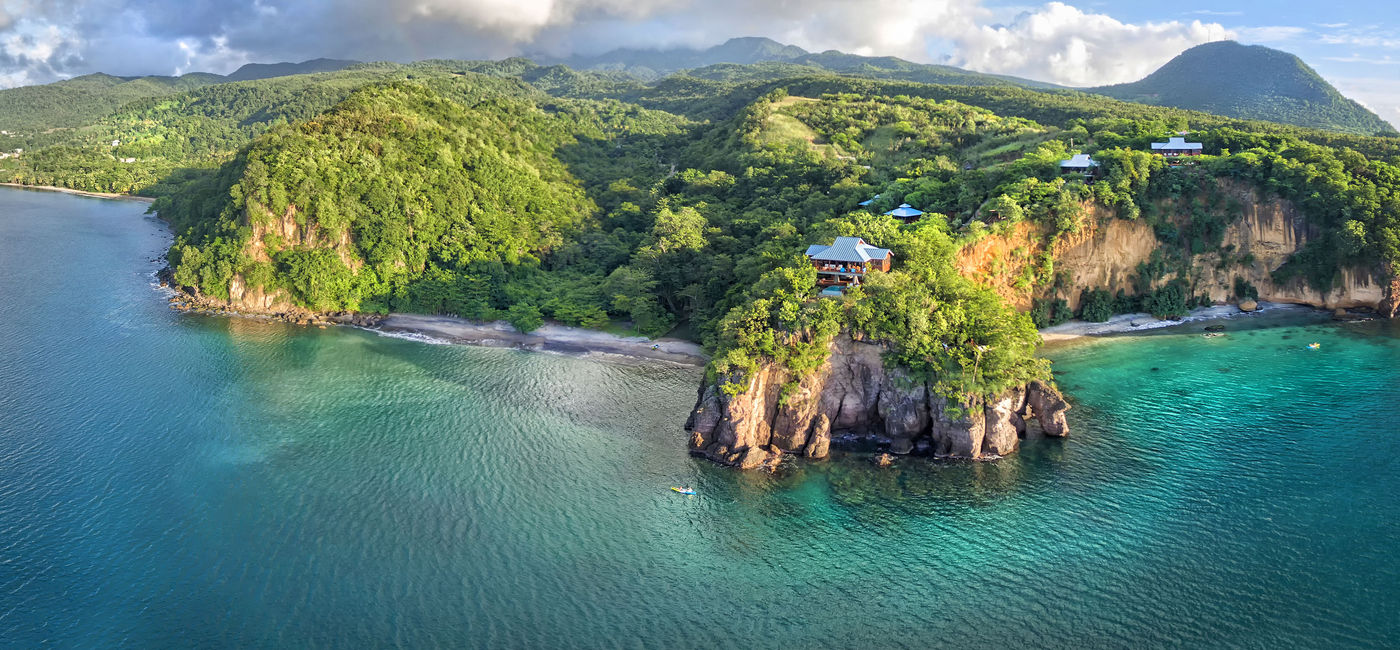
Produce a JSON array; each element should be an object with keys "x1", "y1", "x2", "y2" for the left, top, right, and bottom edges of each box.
[
  {"x1": 857, "y1": 193, "x2": 882, "y2": 207},
  {"x1": 805, "y1": 236, "x2": 892, "y2": 263},
  {"x1": 884, "y1": 203, "x2": 923, "y2": 218}
]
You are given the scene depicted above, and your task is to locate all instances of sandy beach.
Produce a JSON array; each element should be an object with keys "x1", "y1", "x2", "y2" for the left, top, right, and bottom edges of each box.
[
  {"x1": 374, "y1": 313, "x2": 709, "y2": 366},
  {"x1": 1038, "y1": 302, "x2": 1313, "y2": 342},
  {"x1": 0, "y1": 182, "x2": 156, "y2": 203}
]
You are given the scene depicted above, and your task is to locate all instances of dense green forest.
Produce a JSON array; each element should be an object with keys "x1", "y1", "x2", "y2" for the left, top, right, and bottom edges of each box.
[
  {"x1": 3, "y1": 54, "x2": 1397, "y2": 401},
  {"x1": 0, "y1": 72, "x2": 222, "y2": 134}
]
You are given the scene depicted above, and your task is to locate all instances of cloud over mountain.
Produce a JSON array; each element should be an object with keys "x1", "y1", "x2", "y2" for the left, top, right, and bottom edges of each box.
[{"x1": 0, "y1": 0, "x2": 1236, "y2": 88}]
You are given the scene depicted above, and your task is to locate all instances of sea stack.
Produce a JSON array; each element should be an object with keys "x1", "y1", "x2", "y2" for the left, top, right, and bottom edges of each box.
[{"x1": 685, "y1": 336, "x2": 1069, "y2": 468}]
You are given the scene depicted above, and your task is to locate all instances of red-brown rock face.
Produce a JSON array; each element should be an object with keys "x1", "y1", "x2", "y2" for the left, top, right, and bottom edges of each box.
[{"x1": 685, "y1": 336, "x2": 1070, "y2": 469}]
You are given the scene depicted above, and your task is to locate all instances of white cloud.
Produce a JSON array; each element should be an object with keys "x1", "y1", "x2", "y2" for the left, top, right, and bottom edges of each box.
[
  {"x1": 1233, "y1": 26, "x2": 1309, "y2": 43},
  {"x1": 3, "y1": 20, "x2": 79, "y2": 62},
  {"x1": 0, "y1": 0, "x2": 1297, "y2": 93},
  {"x1": 1320, "y1": 33, "x2": 1400, "y2": 49},
  {"x1": 1324, "y1": 55, "x2": 1400, "y2": 65},
  {"x1": 173, "y1": 35, "x2": 249, "y2": 76},
  {"x1": 948, "y1": 3, "x2": 1233, "y2": 86},
  {"x1": 1329, "y1": 76, "x2": 1400, "y2": 129}
]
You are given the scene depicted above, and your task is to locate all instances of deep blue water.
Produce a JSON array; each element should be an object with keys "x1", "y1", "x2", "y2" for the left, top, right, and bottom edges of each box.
[{"x1": 1, "y1": 186, "x2": 1398, "y2": 648}]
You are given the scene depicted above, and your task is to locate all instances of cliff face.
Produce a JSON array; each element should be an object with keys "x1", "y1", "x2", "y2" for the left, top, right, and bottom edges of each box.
[
  {"x1": 685, "y1": 336, "x2": 1069, "y2": 469},
  {"x1": 957, "y1": 183, "x2": 1396, "y2": 314},
  {"x1": 174, "y1": 202, "x2": 364, "y2": 319}
]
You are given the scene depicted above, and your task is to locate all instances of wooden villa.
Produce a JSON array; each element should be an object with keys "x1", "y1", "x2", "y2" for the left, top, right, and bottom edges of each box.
[
  {"x1": 805, "y1": 237, "x2": 893, "y2": 289},
  {"x1": 1059, "y1": 153, "x2": 1099, "y2": 179},
  {"x1": 1150, "y1": 136, "x2": 1203, "y2": 163}
]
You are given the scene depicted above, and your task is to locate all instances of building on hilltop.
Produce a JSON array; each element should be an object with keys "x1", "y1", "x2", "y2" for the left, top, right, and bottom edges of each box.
[
  {"x1": 805, "y1": 237, "x2": 893, "y2": 289},
  {"x1": 1059, "y1": 153, "x2": 1099, "y2": 179},
  {"x1": 1150, "y1": 136, "x2": 1204, "y2": 164},
  {"x1": 883, "y1": 203, "x2": 924, "y2": 224}
]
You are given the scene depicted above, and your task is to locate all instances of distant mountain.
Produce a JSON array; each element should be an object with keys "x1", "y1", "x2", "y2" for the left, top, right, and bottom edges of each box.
[
  {"x1": 0, "y1": 59, "x2": 361, "y2": 135},
  {"x1": 225, "y1": 58, "x2": 361, "y2": 82},
  {"x1": 555, "y1": 36, "x2": 1060, "y2": 89},
  {"x1": 1090, "y1": 41, "x2": 1396, "y2": 136},
  {"x1": 0, "y1": 73, "x2": 222, "y2": 133}
]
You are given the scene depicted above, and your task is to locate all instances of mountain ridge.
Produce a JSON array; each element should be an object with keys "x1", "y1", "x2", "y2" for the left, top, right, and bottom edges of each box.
[{"x1": 550, "y1": 36, "x2": 1061, "y2": 89}]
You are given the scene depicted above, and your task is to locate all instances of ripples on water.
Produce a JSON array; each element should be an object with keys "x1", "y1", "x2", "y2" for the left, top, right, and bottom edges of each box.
[{"x1": 2, "y1": 187, "x2": 1398, "y2": 648}]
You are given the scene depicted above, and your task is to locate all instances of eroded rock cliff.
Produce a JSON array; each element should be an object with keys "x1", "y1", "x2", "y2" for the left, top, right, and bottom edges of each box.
[
  {"x1": 685, "y1": 336, "x2": 1069, "y2": 469},
  {"x1": 956, "y1": 182, "x2": 1397, "y2": 314}
]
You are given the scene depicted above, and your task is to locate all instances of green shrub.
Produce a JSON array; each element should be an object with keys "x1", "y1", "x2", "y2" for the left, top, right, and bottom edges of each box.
[
  {"x1": 1142, "y1": 281, "x2": 1190, "y2": 319},
  {"x1": 506, "y1": 303, "x2": 544, "y2": 333},
  {"x1": 1232, "y1": 276, "x2": 1259, "y2": 301},
  {"x1": 1078, "y1": 288, "x2": 1114, "y2": 322}
]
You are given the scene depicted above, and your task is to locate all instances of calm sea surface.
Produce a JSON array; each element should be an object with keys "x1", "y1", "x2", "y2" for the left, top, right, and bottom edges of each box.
[{"x1": 2, "y1": 187, "x2": 1398, "y2": 648}]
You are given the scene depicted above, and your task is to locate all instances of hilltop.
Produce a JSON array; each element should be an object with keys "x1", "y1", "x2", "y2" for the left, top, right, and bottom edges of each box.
[
  {"x1": 1091, "y1": 41, "x2": 1396, "y2": 136},
  {"x1": 0, "y1": 59, "x2": 361, "y2": 135},
  {"x1": 225, "y1": 58, "x2": 361, "y2": 82}
]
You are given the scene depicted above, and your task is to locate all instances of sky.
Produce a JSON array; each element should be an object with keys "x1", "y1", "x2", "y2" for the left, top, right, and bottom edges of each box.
[{"x1": 1, "y1": 0, "x2": 1397, "y2": 126}]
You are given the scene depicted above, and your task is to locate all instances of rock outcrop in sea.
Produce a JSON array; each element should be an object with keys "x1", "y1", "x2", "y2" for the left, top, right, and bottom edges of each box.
[{"x1": 685, "y1": 336, "x2": 1069, "y2": 469}]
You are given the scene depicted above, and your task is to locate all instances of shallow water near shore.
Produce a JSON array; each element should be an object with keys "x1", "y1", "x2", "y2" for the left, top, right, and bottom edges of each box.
[{"x1": 3, "y1": 187, "x2": 1399, "y2": 647}]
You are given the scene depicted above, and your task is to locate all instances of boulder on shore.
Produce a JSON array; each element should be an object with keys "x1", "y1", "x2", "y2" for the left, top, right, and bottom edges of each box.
[{"x1": 1238, "y1": 299, "x2": 1259, "y2": 312}]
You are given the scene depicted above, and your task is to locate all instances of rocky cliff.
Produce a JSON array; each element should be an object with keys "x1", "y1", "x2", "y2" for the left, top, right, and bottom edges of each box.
[
  {"x1": 957, "y1": 182, "x2": 1397, "y2": 315},
  {"x1": 685, "y1": 336, "x2": 1069, "y2": 469},
  {"x1": 166, "y1": 202, "x2": 366, "y2": 321}
]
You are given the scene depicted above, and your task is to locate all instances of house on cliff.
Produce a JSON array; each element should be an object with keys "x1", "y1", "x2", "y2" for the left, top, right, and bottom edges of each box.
[
  {"x1": 1150, "y1": 136, "x2": 1204, "y2": 164},
  {"x1": 806, "y1": 237, "x2": 893, "y2": 291},
  {"x1": 1059, "y1": 153, "x2": 1099, "y2": 179}
]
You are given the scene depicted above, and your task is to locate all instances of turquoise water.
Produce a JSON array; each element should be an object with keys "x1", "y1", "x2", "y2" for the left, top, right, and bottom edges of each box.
[{"x1": 2, "y1": 186, "x2": 1398, "y2": 647}]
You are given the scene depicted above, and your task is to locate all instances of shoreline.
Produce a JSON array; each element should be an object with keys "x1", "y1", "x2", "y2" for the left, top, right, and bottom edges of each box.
[
  {"x1": 372, "y1": 314, "x2": 709, "y2": 366},
  {"x1": 162, "y1": 284, "x2": 710, "y2": 367},
  {"x1": 1038, "y1": 302, "x2": 1323, "y2": 342},
  {"x1": 0, "y1": 182, "x2": 155, "y2": 203}
]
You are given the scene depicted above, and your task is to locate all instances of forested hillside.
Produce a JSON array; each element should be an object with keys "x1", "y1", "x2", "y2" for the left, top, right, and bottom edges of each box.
[
  {"x1": 0, "y1": 72, "x2": 222, "y2": 134},
  {"x1": 1092, "y1": 41, "x2": 1396, "y2": 137}
]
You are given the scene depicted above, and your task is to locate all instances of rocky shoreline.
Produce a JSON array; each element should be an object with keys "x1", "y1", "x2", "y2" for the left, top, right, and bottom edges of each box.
[
  {"x1": 685, "y1": 336, "x2": 1070, "y2": 470},
  {"x1": 161, "y1": 281, "x2": 707, "y2": 366}
]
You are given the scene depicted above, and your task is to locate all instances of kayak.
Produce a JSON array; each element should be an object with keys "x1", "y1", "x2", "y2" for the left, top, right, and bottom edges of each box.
[
  {"x1": 670, "y1": 486, "x2": 696, "y2": 495},
  {"x1": 1307, "y1": 342, "x2": 1321, "y2": 350}
]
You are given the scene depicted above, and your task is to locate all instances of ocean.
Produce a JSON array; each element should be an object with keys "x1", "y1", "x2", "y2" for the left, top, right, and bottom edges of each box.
[{"x1": 1, "y1": 186, "x2": 1397, "y2": 647}]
